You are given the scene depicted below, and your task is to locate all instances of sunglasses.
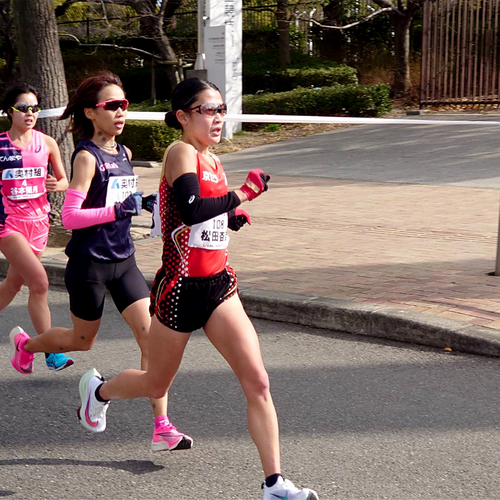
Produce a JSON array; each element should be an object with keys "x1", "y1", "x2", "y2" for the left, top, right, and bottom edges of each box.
[
  {"x1": 95, "y1": 99, "x2": 129, "y2": 111},
  {"x1": 11, "y1": 104, "x2": 41, "y2": 113},
  {"x1": 186, "y1": 103, "x2": 227, "y2": 117}
]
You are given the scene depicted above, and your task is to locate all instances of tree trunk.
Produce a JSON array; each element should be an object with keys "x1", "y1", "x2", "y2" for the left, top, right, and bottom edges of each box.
[
  {"x1": 136, "y1": 1, "x2": 181, "y2": 90},
  {"x1": 391, "y1": 12, "x2": 413, "y2": 94},
  {"x1": 276, "y1": 0, "x2": 291, "y2": 67},
  {"x1": 12, "y1": 0, "x2": 73, "y2": 223}
]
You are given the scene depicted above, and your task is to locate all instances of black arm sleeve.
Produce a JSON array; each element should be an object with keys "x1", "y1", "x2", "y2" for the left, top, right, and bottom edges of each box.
[{"x1": 173, "y1": 172, "x2": 241, "y2": 226}]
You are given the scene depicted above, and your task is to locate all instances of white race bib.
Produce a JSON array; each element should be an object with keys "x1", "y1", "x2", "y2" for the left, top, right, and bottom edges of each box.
[
  {"x1": 2, "y1": 166, "x2": 46, "y2": 200},
  {"x1": 105, "y1": 175, "x2": 138, "y2": 207},
  {"x1": 188, "y1": 213, "x2": 229, "y2": 250}
]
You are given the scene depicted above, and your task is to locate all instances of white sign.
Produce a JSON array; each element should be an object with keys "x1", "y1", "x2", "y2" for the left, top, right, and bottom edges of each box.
[{"x1": 204, "y1": 0, "x2": 242, "y2": 139}]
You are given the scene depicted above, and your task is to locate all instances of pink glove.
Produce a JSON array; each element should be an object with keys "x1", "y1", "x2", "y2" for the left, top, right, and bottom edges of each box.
[{"x1": 240, "y1": 169, "x2": 271, "y2": 201}]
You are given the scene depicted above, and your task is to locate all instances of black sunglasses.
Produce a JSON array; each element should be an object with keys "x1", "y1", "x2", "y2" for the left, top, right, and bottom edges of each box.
[
  {"x1": 11, "y1": 104, "x2": 41, "y2": 113},
  {"x1": 186, "y1": 103, "x2": 227, "y2": 117}
]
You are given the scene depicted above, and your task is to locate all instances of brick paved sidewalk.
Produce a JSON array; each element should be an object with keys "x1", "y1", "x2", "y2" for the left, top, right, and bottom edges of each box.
[{"x1": 44, "y1": 165, "x2": 500, "y2": 332}]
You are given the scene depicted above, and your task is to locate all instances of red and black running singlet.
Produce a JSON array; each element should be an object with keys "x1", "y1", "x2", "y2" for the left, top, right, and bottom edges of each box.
[{"x1": 159, "y1": 142, "x2": 230, "y2": 278}]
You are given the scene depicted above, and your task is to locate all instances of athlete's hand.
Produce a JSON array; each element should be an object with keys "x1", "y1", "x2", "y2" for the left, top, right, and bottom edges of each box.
[
  {"x1": 46, "y1": 174, "x2": 58, "y2": 193},
  {"x1": 228, "y1": 208, "x2": 252, "y2": 231},
  {"x1": 115, "y1": 191, "x2": 143, "y2": 219},
  {"x1": 142, "y1": 193, "x2": 157, "y2": 213},
  {"x1": 240, "y1": 169, "x2": 270, "y2": 201}
]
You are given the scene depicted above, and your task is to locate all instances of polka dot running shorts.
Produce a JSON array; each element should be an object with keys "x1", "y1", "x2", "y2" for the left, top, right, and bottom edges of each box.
[{"x1": 150, "y1": 266, "x2": 238, "y2": 333}]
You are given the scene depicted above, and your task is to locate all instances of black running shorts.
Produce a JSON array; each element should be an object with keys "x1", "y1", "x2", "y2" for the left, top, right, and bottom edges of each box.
[
  {"x1": 150, "y1": 266, "x2": 238, "y2": 333},
  {"x1": 65, "y1": 254, "x2": 150, "y2": 321}
]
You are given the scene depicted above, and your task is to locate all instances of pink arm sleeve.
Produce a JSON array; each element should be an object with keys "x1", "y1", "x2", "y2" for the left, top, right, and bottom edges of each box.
[{"x1": 62, "y1": 188, "x2": 116, "y2": 230}]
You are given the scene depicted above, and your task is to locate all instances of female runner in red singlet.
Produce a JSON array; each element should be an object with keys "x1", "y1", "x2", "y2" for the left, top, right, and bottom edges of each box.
[{"x1": 77, "y1": 78, "x2": 318, "y2": 500}]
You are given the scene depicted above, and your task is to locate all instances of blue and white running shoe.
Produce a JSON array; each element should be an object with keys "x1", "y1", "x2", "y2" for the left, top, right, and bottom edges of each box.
[{"x1": 45, "y1": 353, "x2": 74, "y2": 371}]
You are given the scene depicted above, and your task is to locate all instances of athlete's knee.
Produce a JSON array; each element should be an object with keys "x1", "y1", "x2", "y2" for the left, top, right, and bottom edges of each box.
[
  {"x1": 240, "y1": 369, "x2": 271, "y2": 400},
  {"x1": 27, "y1": 274, "x2": 49, "y2": 296},
  {"x1": 148, "y1": 380, "x2": 170, "y2": 400}
]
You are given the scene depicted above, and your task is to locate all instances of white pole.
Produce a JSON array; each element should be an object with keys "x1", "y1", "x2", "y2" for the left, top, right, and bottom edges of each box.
[{"x1": 194, "y1": 0, "x2": 206, "y2": 70}]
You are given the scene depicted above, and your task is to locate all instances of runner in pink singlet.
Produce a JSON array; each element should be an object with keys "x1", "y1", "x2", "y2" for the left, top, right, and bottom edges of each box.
[{"x1": 0, "y1": 83, "x2": 73, "y2": 372}]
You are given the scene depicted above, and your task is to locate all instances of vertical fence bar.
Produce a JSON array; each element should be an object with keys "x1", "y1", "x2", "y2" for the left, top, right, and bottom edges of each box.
[
  {"x1": 431, "y1": 0, "x2": 439, "y2": 102},
  {"x1": 449, "y1": 0, "x2": 457, "y2": 102},
  {"x1": 443, "y1": 0, "x2": 451, "y2": 104},
  {"x1": 421, "y1": 1, "x2": 429, "y2": 105},
  {"x1": 455, "y1": 0, "x2": 463, "y2": 101},
  {"x1": 460, "y1": 0, "x2": 468, "y2": 101},
  {"x1": 467, "y1": 0, "x2": 475, "y2": 103},
  {"x1": 492, "y1": 0, "x2": 499, "y2": 102},
  {"x1": 485, "y1": 0, "x2": 493, "y2": 104},
  {"x1": 437, "y1": 0, "x2": 445, "y2": 102}
]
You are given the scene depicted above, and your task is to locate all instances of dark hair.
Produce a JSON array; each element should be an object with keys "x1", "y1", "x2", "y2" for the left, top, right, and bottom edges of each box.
[
  {"x1": 164, "y1": 78, "x2": 220, "y2": 130},
  {"x1": 59, "y1": 71, "x2": 125, "y2": 137},
  {"x1": 2, "y1": 83, "x2": 40, "y2": 122}
]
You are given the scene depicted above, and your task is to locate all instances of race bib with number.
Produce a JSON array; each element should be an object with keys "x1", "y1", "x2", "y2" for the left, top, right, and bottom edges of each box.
[
  {"x1": 188, "y1": 213, "x2": 229, "y2": 250},
  {"x1": 105, "y1": 175, "x2": 138, "y2": 207},
  {"x1": 2, "y1": 166, "x2": 46, "y2": 200}
]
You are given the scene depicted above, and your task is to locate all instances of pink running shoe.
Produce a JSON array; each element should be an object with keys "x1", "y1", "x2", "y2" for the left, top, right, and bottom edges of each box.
[
  {"x1": 9, "y1": 326, "x2": 34, "y2": 375},
  {"x1": 151, "y1": 419, "x2": 193, "y2": 452}
]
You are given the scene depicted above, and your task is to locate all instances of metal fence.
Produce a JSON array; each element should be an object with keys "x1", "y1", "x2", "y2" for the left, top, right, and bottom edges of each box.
[{"x1": 421, "y1": 0, "x2": 500, "y2": 106}]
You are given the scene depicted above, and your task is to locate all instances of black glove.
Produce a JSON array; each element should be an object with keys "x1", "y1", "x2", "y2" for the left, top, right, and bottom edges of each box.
[
  {"x1": 228, "y1": 208, "x2": 252, "y2": 231},
  {"x1": 115, "y1": 191, "x2": 143, "y2": 219},
  {"x1": 142, "y1": 193, "x2": 157, "y2": 214}
]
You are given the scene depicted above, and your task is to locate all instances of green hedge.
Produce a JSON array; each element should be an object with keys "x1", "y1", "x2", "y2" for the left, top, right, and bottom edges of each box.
[
  {"x1": 242, "y1": 83, "x2": 391, "y2": 117},
  {"x1": 119, "y1": 120, "x2": 180, "y2": 161},
  {"x1": 243, "y1": 65, "x2": 359, "y2": 95}
]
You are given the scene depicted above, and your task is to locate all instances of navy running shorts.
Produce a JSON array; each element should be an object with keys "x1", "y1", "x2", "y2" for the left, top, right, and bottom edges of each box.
[{"x1": 65, "y1": 253, "x2": 150, "y2": 321}]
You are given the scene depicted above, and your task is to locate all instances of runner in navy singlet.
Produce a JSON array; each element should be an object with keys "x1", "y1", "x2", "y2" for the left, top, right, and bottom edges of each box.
[
  {"x1": 76, "y1": 78, "x2": 319, "y2": 500},
  {"x1": 10, "y1": 72, "x2": 192, "y2": 452},
  {"x1": 0, "y1": 82, "x2": 73, "y2": 372}
]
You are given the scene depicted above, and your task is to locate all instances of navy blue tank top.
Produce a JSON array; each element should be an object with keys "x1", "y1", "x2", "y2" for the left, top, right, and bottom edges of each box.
[{"x1": 65, "y1": 138, "x2": 137, "y2": 262}]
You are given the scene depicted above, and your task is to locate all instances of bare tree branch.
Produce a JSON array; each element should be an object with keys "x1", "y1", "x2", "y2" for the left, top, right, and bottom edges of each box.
[
  {"x1": 59, "y1": 33, "x2": 161, "y2": 59},
  {"x1": 300, "y1": 6, "x2": 395, "y2": 30},
  {"x1": 59, "y1": 33, "x2": 189, "y2": 66}
]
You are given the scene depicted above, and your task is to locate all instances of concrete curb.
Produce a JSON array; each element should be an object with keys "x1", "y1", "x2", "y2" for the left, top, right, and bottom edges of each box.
[{"x1": 3, "y1": 258, "x2": 500, "y2": 358}]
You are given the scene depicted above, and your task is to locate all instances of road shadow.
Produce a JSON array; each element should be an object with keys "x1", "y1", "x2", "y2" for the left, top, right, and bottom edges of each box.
[{"x1": 0, "y1": 458, "x2": 162, "y2": 475}]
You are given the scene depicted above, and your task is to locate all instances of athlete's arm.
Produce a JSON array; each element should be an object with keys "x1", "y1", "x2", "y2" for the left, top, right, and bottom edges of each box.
[
  {"x1": 167, "y1": 142, "x2": 245, "y2": 226},
  {"x1": 44, "y1": 135, "x2": 69, "y2": 193},
  {"x1": 62, "y1": 149, "x2": 116, "y2": 230}
]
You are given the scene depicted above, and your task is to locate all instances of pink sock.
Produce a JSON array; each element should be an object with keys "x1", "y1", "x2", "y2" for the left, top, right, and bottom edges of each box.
[{"x1": 155, "y1": 416, "x2": 169, "y2": 429}]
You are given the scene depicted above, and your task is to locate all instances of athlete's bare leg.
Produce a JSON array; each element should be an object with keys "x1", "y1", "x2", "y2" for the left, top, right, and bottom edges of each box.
[
  {"x1": 0, "y1": 233, "x2": 50, "y2": 334},
  {"x1": 121, "y1": 298, "x2": 168, "y2": 418},
  {"x1": 24, "y1": 314, "x2": 101, "y2": 353},
  {"x1": 99, "y1": 315, "x2": 191, "y2": 401},
  {"x1": 204, "y1": 294, "x2": 281, "y2": 477}
]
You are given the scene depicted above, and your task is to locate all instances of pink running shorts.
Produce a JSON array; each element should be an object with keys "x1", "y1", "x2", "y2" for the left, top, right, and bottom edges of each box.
[{"x1": 0, "y1": 215, "x2": 50, "y2": 253}]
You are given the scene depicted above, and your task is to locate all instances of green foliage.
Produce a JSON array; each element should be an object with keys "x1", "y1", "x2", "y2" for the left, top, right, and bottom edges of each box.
[
  {"x1": 242, "y1": 84, "x2": 392, "y2": 117},
  {"x1": 0, "y1": 117, "x2": 9, "y2": 132},
  {"x1": 243, "y1": 26, "x2": 306, "y2": 55},
  {"x1": 243, "y1": 61, "x2": 358, "y2": 94},
  {"x1": 120, "y1": 121, "x2": 181, "y2": 161}
]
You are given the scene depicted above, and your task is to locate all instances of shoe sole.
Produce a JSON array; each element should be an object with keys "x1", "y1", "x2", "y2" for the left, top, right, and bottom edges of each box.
[
  {"x1": 78, "y1": 368, "x2": 105, "y2": 433},
  {"x1": 47, "y1": 358, "x2": 75, "y2": 371},
  {"x1": 9, "y1": 326, "x2": 33, "y2": 375},
  {"x1": 151, "y1": 436, "x2": 193, "y2": 452}
]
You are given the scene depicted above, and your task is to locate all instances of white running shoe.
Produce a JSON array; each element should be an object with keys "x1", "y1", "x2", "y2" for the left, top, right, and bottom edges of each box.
[
  {"x1": 262, "y1": 476, "x2": 319, "y2": 500},
  {"x1": 77, "y1": 368, "x2": 109, "y2": 433}
]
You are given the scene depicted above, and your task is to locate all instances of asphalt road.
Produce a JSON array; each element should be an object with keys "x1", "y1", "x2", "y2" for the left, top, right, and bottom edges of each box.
[
  {"x1": 222, "y1": 115, "x2": 500, "y2": 188},
  {"x1": 0, "y1": 287, "x2": 500, "y2": 499}
]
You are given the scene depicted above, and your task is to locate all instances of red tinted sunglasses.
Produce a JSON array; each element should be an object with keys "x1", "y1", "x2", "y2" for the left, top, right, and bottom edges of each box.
[{"x1": 95, "y1": 99, "x2": 129, "y2": 111}]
